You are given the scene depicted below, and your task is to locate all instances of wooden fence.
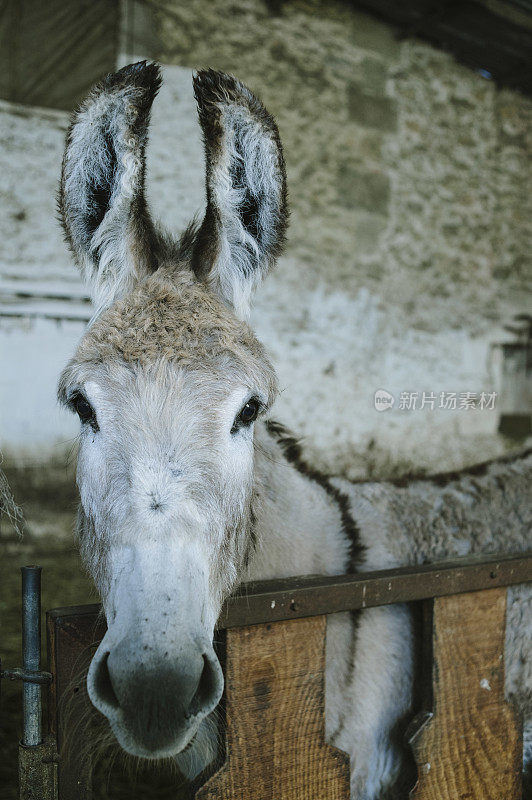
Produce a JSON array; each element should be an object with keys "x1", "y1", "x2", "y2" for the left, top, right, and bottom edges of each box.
[{"x1": 38, "y1": 551, "x2": 532, "y2": 798}]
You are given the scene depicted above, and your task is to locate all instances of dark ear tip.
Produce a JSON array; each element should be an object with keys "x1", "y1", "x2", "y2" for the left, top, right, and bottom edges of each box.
[
  {"x1": 193, "y1": 68, "x2": 249, "y2": 108},
  {"x1": 103, "y1": 60, "x2": 162, "y2": 99}
]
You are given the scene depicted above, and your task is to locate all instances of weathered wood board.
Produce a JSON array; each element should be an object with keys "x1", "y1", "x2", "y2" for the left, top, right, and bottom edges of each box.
[
  {"x1": 409, "y1": 587, "x2": 522, "y2": 800},
  {"x1": 196, "y1": 615, "x2": 350, "y2": 800},
  {"x1": 47, "y1": 606, "x2": 105, "y2": 800}
]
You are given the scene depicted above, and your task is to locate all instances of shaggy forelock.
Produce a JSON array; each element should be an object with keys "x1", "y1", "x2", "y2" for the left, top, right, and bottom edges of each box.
[{"x1": 59, "y1": 267, "x2": 278, "y2": 405}]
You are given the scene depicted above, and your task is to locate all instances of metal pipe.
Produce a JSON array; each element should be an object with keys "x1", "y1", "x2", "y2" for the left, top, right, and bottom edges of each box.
[{"x1": 21, "y1": 566, "x2": 42, "y2": 746}]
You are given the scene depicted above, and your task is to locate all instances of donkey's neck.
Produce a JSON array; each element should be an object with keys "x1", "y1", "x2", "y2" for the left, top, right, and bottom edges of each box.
[
  {"x1": 248, "y1": 422, "x2": 532, "y2": 582},
  {"x1": 246, "y1": 421, "x2": 362, "y2": 582}
]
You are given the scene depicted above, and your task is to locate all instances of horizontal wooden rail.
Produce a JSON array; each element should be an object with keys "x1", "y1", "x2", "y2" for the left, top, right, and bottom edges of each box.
[{"x1": 48, "y1": 550, "x2": 532, "y2": 631}]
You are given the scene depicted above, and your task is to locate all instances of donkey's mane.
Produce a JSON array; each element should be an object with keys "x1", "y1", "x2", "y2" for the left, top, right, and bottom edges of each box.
[{"x1": 73, "y1": 269, "x2": 271, "y2": 375}]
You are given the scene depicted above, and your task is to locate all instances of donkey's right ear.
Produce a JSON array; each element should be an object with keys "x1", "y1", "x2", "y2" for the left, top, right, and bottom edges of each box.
[
  {"x1": 191, "y1": 70, "x2": 288, "y2": 319},
  {"x1": 59, "y1": 61, "x2": 161, "y2": 312}
]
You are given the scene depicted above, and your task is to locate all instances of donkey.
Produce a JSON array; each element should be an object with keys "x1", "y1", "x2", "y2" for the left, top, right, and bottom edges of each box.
[{"x1": 58, "y1": 62, "x2": 531, "y2": 798}]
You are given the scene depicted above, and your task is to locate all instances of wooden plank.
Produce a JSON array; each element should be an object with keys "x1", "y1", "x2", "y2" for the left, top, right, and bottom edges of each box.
[
  {"x1": 47, "y1": 608, "x2": 105, "y2": 800},
  {"x1": 220, "y1": 551, "x2": 532, "y2": 628},
  {"x1": 409, "y1": 588, "x2": 522, "y2": 799},
  {"x1": 47, "y1": 550, "x2": 532, "y2": 632},
  {"x1": 196, "y1": 616, "x2": 350, "y2": 800}
]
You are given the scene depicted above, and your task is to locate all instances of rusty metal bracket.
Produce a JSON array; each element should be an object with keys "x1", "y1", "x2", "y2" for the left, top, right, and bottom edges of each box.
[
  {"x1": 18, "y1": 734, "x2": 58, "y2": 800},
  {"x1": 1, "y1": 666, "x2": 53, "y2": 685}
]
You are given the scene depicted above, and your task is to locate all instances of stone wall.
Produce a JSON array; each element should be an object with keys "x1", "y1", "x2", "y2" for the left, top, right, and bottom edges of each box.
[
  {"x1": 148, "y1": 0, "x2": 531, "y2": 476},
  {"x1": 154, "y1": 0, "x2": 531, "y2": 330}
]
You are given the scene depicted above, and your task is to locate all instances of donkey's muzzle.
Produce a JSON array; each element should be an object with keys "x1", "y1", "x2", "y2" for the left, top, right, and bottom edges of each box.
[{"x1": 88, "y1": 637, "x2": 223, "y2": 757}]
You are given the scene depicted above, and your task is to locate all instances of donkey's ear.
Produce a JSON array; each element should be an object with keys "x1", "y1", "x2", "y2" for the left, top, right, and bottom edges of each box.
[
  {"x1": 191, "y1": 70, "x2": 288, "y2": 318},
  {"x1": 59, "y1": 61, "x2": 162, "y2": 311}
]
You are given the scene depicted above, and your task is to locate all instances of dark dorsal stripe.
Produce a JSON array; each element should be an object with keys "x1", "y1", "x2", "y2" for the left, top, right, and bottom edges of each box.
[
  {"x1": 265, "y1": 422, "x2": 364, "y2": 753},
  {"x1": 265, "y1": 420, "x2": 364, "y2": 572},
  {"x1": 381, "y1": 445, "x2": 532, "y2": 489}
]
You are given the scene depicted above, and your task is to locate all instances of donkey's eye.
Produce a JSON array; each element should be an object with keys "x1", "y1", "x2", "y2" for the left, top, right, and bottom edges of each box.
[
  {"x1": 235, "y1": 399, "x2": 260, "y2": 429},
  {"x1": 72, "y1": 394, "x2": 97, "y2": 428}
]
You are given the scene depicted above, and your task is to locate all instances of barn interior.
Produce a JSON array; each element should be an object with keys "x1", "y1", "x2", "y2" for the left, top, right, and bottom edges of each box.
[{"x1": 0, "y1": 1, "x2": 531, "y2": 798}]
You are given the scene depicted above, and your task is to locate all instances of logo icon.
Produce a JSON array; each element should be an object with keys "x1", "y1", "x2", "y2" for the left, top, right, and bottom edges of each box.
[{"x1": 374, "y1": 389, "x2": 395, "y2": 411}]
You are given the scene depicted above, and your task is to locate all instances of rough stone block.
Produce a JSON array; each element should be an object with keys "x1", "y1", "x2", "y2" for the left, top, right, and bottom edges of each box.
[
  {"x1": 347, "y1": 83, "x2": 397, "y2": 131},
  {"x1": 337, "y1": 166, "x2": 391, "y2": 214},
  {"x1": 353, "y1": 213, "x2": 388, "y2": 253},
  {"x1": 351, "y1": 11, "x2": 400, "y2": 59},
  {"x1": 360, "y1": 57, "x2": 389, "y2": 93}
]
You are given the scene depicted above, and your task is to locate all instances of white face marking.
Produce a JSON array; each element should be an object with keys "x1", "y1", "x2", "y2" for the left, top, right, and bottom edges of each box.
[
  {"x1": 77, "y1": 370, "x2": 261, "y2": 591},
  {"x1": 66, "y1": 362, "x2": 268, "y2": 763}
]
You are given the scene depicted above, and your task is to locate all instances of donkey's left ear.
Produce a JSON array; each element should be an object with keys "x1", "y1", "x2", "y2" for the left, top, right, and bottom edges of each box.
[
  {"x1": 59, "y1": 61, "x2": 162, "y2": 312},
  {"x1": 191, "y1": 70, "x2": 288, "y2": 318}
]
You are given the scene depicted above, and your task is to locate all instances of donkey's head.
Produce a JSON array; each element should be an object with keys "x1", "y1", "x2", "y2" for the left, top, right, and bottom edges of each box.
[{"x1": 57, "y1": 62, "x2": 287, "y2": 765}]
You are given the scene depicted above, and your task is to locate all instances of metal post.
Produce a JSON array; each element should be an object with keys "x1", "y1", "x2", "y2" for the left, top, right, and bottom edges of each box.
[
  {"x1": 21, "y1": 566, "x2": 42, "y2": 746},
  {"x1": 1, "y1": 566, "x2": 56, "y2": 798},
  {"x1": 17, "y1": 566, "x2": 57, "y2": 800}
]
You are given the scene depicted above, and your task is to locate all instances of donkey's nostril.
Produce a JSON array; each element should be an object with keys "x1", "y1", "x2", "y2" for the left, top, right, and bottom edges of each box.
[
  {"x1": 88, "y1": 637, "x2": 223, "y2": 756},
  {"x1": 93, "y1": 652, "x2": 120, "y2": 710},
  {"x1": 188, "y1": 652, "x2": 220, "y2": 718}
]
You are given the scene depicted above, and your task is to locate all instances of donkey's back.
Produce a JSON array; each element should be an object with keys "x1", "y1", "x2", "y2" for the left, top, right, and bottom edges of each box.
[{"x1": 330, "y1": 446, "x2": 532, "y2": 796}]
